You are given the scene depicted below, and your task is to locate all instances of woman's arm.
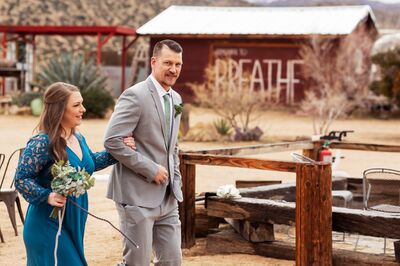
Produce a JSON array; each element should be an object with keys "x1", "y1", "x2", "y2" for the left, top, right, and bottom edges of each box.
[
  {"x1": 89, "y1": 150, "x2": 118, "y2": 171},
  {"x1": 83, "y1": 135, "x2": 136, "y2": 172},
  {"x1": 14, "y1": 134, "x2": 53, "y2": 205}
]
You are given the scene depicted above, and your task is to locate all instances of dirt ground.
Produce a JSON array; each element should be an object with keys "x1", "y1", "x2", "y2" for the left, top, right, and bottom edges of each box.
[{"x1": 0, "y1": 107, "x2": 399, "y2": 265}]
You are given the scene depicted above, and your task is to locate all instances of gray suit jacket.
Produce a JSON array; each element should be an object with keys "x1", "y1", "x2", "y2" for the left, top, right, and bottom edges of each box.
[{"x1": 104, "y1": 77, "x2": 183, "y2": 208}]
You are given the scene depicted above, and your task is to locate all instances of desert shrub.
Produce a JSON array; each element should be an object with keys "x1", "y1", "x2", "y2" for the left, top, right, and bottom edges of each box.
[
  {"x1": 12, "y1": 91, "x2": 43, "y2": 107},
  {"x1": 81, "y1": 88, "x2": 114, "y2": 118},
  {"x1": 299, "y1": 27, "x2": 374, "y2": 134},
  {"x1": 188, "y1": 58, "x2": 265, "y2": 141},
  {"x1": 233, "y1": 126, "x2": 263, "y2": 141},
  {"x1": 36, "y1": 52, "x2": 114, "y2": 118},
  {"x1": 213, "y1": 118, "x2": 232, "y2": 137},
  {"x1": 370, "y1": 47, "x2": 400, "y2": 109}
]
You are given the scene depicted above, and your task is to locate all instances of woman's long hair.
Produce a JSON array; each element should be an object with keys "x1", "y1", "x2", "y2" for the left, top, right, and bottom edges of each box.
[{"x1": 36, "y1": 82, "x2": 79, "y2": 161}]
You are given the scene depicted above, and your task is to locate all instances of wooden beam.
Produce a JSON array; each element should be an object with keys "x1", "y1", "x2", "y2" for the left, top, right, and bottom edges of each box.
[
  {"x1": 207, "y1": 229, "x2": 399, "y2": 265},
  {"x1": 207, "y1": 229, "x2": 258, "y2": 256},
  {"x1": 178, "y1": 154, "x2": 196, "y2": 248},
  {"x1": 236, "y1": 179, "x2": 363, "y2": 202},
  {"x1": 394, "y1": 240, "x2": 400, "y2": 262},
  {"x1": 332, "y1": 206, "x2": 400, "y2": 238},
  {"x1": 185, "y1": 141, "x2": 314, "y2": 156},
  {"x1": 302, "y1": 141, "x2": 321, "y2": 161},
  {"x1": 238, "y1": 182, "x2": 296, "y2": 201},
  {"x1": 296, "y1": 163, "x2": 332, "y2": 266},
  {"x1": 207, "y1": 197, "x2": 295, "y2": 224},
  {"x1": 330, "y1": 142, "x2": 400, "y2": 153},
  {"x1": 182, "y1": 153, "x2": 298, "y2": 172},
  {"x1": 194, "y1": 203, "x2": 225, "y2": 237},
  {"x1": 206, "y1": 196, "x2": 400, "y2": 239},
  {"x1": 235, "y1": 180, "x2": 282, "y2": 189},
  {"x1": 226, "y1": 218, "x2": 275, "y2": 242}
]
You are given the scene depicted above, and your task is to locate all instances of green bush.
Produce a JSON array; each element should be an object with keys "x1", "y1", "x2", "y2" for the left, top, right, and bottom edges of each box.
[
  {"x1": 36, "y1": 52, "x2": 114, "y2": 118},
  {"x1": 81, "y1": 88, "x2": 114, "y2": 118},
  {"x1": 213, "y1": 118, "x2": 232, "y2": 137},
  {"x1": 12, "y1": 92, "x2": 43, "y2": 107},
  {"x1": 371, "y1": 47, "x2": 400, "y2": 108}
]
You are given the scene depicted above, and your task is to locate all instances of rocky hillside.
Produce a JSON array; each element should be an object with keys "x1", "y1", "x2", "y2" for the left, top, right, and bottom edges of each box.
[
  {"x1": 0, "y1": 0, "x2": 250, "y2": 62},
  {"x1": 1, "y1": 0, "x2": 398, "y2": 65}
]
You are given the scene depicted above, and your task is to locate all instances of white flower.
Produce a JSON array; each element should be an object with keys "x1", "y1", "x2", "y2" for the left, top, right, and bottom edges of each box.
[{"x1": 216, "y1": 184, "x2": 241, "y2": 199}]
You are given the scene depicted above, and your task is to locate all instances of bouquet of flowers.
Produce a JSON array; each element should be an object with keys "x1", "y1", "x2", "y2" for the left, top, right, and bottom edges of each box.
[{"x1": 49, "y1": 160, "x2": 95, "y2": 218}]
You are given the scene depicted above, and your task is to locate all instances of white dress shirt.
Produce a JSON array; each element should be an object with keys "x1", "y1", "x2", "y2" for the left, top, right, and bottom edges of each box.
[{"x1": 149, "y1": 75, "x2": 173, "y2": 131}]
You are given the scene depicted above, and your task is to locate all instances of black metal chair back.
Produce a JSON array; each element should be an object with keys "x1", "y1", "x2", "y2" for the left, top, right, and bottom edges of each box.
[
  {"x1": 0, "y1": 153, "x2": 6, "y2": 188},
  {"x1": 0, "y1": 148, "x2": 23, "y2": 189}
]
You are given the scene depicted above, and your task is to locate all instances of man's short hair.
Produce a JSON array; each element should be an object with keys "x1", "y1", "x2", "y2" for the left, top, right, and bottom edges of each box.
[{"x1": 153, "y1": 39, "x2": 183, "y2": 57}]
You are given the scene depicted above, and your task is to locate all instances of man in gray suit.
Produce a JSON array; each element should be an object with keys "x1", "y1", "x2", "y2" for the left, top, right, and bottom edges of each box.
[{"x1": 104, "y1": 39, "x2": 184, "y2": 266}]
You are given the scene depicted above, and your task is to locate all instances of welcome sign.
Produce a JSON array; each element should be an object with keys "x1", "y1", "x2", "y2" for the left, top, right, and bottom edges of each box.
[{"x1": 211, "y1": 44, "x2": 304, "y2": 105}]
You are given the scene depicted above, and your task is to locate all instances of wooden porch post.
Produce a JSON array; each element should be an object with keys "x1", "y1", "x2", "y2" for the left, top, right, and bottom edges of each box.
[
  {"x1": 2, "y1": 33, "x2": 7, "y2": 96},
  {"x1": 296, "y1": 163, "x2": 332, "y2": 265},
  {"x1": 121, "y1": 36, "x2": 126, "y2": 93},
  {"x1": 178, "y1": 153, "x2": 196, "y2": 248},
  {"x1": 302, "y1": 141, "x2": 321, "y2": 161}
]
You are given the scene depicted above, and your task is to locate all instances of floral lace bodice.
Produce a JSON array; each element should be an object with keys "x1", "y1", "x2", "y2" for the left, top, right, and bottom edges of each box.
[{"x1": 15, "y1": 133, "x2": 116, "y2": 205}]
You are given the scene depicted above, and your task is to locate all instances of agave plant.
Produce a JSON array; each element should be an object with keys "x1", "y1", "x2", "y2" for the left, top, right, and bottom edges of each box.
[
  {"x1": 36, "y1": 53, "x2": 114, "y2": 118},
  {"x1": 213, "y1": 118, "x2": 232, "y2": 137}
]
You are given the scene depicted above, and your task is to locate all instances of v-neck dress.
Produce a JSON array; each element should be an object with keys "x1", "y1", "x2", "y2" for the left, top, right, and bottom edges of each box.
[{"x1": 15, "y1": 133, "x2": 117, "y2": 266}]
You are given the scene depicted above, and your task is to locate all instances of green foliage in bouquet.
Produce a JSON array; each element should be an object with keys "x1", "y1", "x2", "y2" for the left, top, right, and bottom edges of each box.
[{"x1": 50, "y1": 160, "x2": 95, "y2": 218}]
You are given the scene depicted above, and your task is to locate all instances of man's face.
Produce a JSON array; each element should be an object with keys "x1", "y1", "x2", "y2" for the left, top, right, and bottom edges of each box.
[{"x1": 151, "y1": 46, "x2": 183, "y2": 91}]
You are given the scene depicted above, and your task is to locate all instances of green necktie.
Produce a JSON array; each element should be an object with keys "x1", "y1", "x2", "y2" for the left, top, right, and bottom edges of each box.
[{"x1": 163, "y1": 94, "x2": 171, "y2": 143}]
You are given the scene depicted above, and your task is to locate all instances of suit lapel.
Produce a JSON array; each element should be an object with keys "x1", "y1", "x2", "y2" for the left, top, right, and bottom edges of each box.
[{"x1": 146, "y1": 78, "x2": 168, "y2": 148}]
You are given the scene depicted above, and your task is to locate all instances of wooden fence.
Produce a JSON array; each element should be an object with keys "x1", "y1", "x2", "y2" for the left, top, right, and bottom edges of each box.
[{"x1": 178, "y1": 140, "x2": 400, "y2": 265}]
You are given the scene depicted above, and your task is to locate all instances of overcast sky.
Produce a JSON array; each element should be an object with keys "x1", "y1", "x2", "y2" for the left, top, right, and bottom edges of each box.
[{"x1": 374, "y1": 0, "x2": 400, "y2": 3}]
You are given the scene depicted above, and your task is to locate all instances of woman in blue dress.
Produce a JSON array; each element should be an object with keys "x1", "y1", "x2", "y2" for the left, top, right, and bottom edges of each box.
[{"x1": 15, "y1": 82, "x2": 135, "y2": 266}]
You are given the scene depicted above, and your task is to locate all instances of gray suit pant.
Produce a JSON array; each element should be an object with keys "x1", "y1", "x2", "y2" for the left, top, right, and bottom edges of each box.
[{"x1": 116, "y1": 193, "x2": 182, "y2": 266}]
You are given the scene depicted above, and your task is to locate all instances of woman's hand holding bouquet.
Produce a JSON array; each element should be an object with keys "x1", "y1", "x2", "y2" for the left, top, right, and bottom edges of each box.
[{"x1": 49, "y1": 160, "x2": 95, "y2": 218}]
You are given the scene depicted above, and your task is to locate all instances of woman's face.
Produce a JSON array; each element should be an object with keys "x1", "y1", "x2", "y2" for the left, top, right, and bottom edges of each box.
[{"x1": 61, "y1": 91, "x2": 86, "y2": 130}]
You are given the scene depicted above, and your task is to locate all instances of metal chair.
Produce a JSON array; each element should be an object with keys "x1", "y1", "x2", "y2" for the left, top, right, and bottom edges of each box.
[
  {"x1": 363, "y1": 167, "x2": 400, "y2": 254},
  {"x1": 0, "y1": 148, "x2": 25, "y2": 238},
  {"x1": 0, "y1": 153, "x2": 5, "y2": 243},
  {"x1": 363, "y1": 167, "x2": 400, "y2": 212}
]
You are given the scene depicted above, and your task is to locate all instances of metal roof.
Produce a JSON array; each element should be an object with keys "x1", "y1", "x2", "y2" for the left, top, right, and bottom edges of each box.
[{"x1": 137, "y1": 5, "x2": 376, "y2": 36}]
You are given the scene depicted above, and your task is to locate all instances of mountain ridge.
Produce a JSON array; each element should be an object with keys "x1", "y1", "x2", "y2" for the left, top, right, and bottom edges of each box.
[{"x1": 243, "y1": 0, "x2": 400, "y2": 28}]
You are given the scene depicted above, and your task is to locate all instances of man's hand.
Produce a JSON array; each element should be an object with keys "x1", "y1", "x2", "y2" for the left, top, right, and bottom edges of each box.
[
  {"x1": 47, "y1": 192, "x2": 66, "y2": 207},
  {"x1": 153, "y1": 165, "x2": 168, "y2": 185}
]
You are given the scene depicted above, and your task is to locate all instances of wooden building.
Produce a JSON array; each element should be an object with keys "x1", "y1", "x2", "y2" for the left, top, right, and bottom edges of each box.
[{"x1": 137, "y1": 5, "x2": 377, "y2": 105}]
